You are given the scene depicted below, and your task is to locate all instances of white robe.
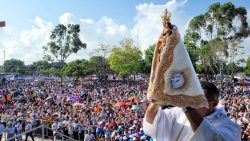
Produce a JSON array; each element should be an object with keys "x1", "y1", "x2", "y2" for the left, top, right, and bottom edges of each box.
[{"x1": 143, "y1": 107, "x2": 241, "y2": 141}]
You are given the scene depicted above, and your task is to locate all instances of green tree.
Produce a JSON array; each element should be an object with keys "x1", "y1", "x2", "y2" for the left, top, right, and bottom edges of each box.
[
  {"x1": 143, "y1": 45, "x2": 155, "y2": 74},
  {"x1": 227, "y1": 62, "x2": 243, "y2": 76},
  {"x1": 89, "y1": 56, "x2": 111, "y2": 80},
  {"x1": 43, "y1": 24, "x2": 86, "y2": 85},
  {"x1": 227, "y1": 41, "x2": 245, "y2": 78},
  {"x1": 26, "y1": 60, "x2": 52, "y2": 72},
  {"x1": 184, "y1": 2, "x2": 249, "y2": 80},
  {"x1": 108, "y1": 38, "x2": 142, "y2": 79},
  {"x1": 245, "y1": 57, "x2": 250, "y2": 76},
  {"x1": 3, "y1": 59, "x2": 26, "y2": 74},
  {"x1": 198, "y1": 42, "x2": 214, "y2": 76},
  {"x1": 26, "y1": 64, "x2": 36, "y2": 73},
  {"x1": 43, "y1": 24, "x2": 86, "y2": 70},
  {"x1": 62, "y1": 59, "x2": 92, "y2": 77},
  {"x1": 35, "y1": 62, "x2": 66, "y2": 76},
  {"x1": 50, "y1": 62, "x2": 66, "y2": 70},
  {"x1": 184, "y1": 32, "x2": 200, "y2": 69},
  {"x1": 33, "y1": 60, "x2": 51, "y2": 70},
  {"x1": 40, "y1": 68, "x2": 61, "y2": 75}
]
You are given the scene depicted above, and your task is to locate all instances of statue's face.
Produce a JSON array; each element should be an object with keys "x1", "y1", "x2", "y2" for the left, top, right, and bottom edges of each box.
[{"x1": 162, "y1": 18, "x2": 168, "y2": 28}]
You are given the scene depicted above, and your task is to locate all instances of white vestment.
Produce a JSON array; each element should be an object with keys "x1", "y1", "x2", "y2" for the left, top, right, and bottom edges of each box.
[{"x1": 143, "y1": 107, "x2": 241, "y2": 141}]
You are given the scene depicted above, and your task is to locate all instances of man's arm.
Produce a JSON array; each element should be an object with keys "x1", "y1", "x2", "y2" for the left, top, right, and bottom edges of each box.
[
  {"x1": 143, "y1": 102, "x2": 175, "y2": 140},
  {"x1": 185, "y1": 107, "x2": 241, "y2": 141},
  {"x1": 183, "y1": 107, "x2": 203, "y2": 131},
  {"x1": 145, "y1": 102, "x2": 160, "y2": 124},
  {"x1": 191, "y1": 118, "x2": 241, "y2": 141}
]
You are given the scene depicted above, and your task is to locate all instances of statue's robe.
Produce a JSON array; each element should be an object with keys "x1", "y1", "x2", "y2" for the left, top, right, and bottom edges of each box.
[{"x1": 147, "y1": 26, "x2": 208, "y2": 108}]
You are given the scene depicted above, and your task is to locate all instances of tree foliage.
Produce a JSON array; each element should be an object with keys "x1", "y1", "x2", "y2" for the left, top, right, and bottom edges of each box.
[
  {"x1": 89, "y1": 56, "x2": 111, "y2": 80},
  {"x1": 62, "y1": 59, "x2": 92, "y2": 77},
  {"x1": 143, "y1": 45, "x2": 155, "y2": 74},
  {"x1": 26, "y1": 60, "x2": 66, "y2": 74},
  {"x1": 184, "y1": 2, "x2": 249, "y2": 77},
  {"x1": 43, "y1": 24, "x2": 87, "y2": 69},
  {"x1": 108, "y1": 38, "x2": 142, "y2": 77},
  {"x1": 3, "y1": 59, "x2": 26, "y2": 74},
  {"x1": 26, "y1": 60, "x2": 52, "y2": 72},
  {"x1": 40, "y1": 68, "x2": 61, "y2": 76},
  {"x1": 245, "y1": 57, "x2": 250, "y2": 76}
]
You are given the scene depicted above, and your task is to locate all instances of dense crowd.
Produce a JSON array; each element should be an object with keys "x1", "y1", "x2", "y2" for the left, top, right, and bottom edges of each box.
[
  {"x1": 219, "y1": 80, "x2": 250, "y2": 141},
  {"x1": 0, "y1": 75, "x2": 249, "y2": 141},
  {"x1": 0, "y1": 76, "x2": 150, "y2": 141}
]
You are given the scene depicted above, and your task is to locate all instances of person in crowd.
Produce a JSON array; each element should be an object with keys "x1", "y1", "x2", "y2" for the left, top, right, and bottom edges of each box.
[
  {"x1": 5, "y1": 121, "x2": 16, "y2": 141},
  {"x1": 0, "y1": 122, "x2": 5, "y2": 141},
  {"x1": 67, "y1": 117, "x2": 74, "y2": 139},
  {"x1": 25, "y1": 121, "x2": 35, "y2": 141},
  {"x1": 51, "y1": 119, "x2": 60, "y2": 141},
  {"x1": 84, "y1": 130, "x2": 95, "y2": 141},
  {"x1": 15, "y1": 119, "x2": 23, "y2": 141}
]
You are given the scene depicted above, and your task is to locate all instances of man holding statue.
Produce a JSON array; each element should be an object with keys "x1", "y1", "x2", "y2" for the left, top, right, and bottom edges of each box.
[{"x1": 143, "y1": 9, "x2": 241, "y2": 141}]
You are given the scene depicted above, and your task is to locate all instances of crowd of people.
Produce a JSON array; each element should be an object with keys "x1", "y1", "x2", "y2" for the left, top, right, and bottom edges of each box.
[
  {"x1": 0, "y1": 75, "x2": 249, "y2": 141},
  {"x1": 219, "y1": 80, "x2": 250, "y2": 141},
  {"x1": 0, "y1": 76, "x2": 150, "y2": 141}
]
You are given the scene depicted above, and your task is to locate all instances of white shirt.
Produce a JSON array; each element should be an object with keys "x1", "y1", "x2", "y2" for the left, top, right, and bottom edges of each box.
[
  {"x1": 143, "y1": 107, "x2": 241, "y2": 141},
  {"x1": 84, "y1": 134, "x2": 95, "y2": 141},
  {"x1": 1, "y1": 115, "x2": 7, "y2": 123},
  {"x1": 67, "y1": 121, "x2": 74, "y2": 134}
]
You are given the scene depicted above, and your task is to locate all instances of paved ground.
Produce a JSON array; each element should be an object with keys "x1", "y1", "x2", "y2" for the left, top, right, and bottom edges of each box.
[
  {"x1": 2, "y1": 134, "x2": 53, "y2": 141},
  {"x1": 22, "y1": 136, "x2": 53, "y2": 141}
]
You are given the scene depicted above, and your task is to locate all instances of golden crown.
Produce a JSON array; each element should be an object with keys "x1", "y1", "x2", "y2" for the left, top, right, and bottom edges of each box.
[{"x1": 161, "y1": 9, "x2": 171, "y2": 22}]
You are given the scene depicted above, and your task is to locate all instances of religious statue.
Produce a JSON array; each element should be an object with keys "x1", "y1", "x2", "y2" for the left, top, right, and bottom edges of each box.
[{"x1": 147, "y1": 9, "x2": 208, "y2": 108}]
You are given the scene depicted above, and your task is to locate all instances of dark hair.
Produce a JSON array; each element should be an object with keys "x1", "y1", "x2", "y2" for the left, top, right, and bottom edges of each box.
[{"x1": 200, "y1": 81, "x2": 219, "y2": 100}]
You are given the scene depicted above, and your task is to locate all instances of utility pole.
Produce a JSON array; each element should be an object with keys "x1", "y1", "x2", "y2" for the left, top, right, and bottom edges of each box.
[
  {"x1": 1, "y1": 21, "x2": 6, "y2": 73},
  {"x1": 3, "y1": 50, "x2": 5, "y2": 72},
  {"x1": 3, "y1": 50, "x2": 5, "y2": 62}
]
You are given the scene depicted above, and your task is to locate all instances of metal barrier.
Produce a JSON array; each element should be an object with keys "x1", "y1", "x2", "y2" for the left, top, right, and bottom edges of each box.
[
  {"x1": 0, "y1": 114, "x2": 98, "y2": 141},
  {"x1": 5, "y1": 124, "x2": 77, "y2": 141}
]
